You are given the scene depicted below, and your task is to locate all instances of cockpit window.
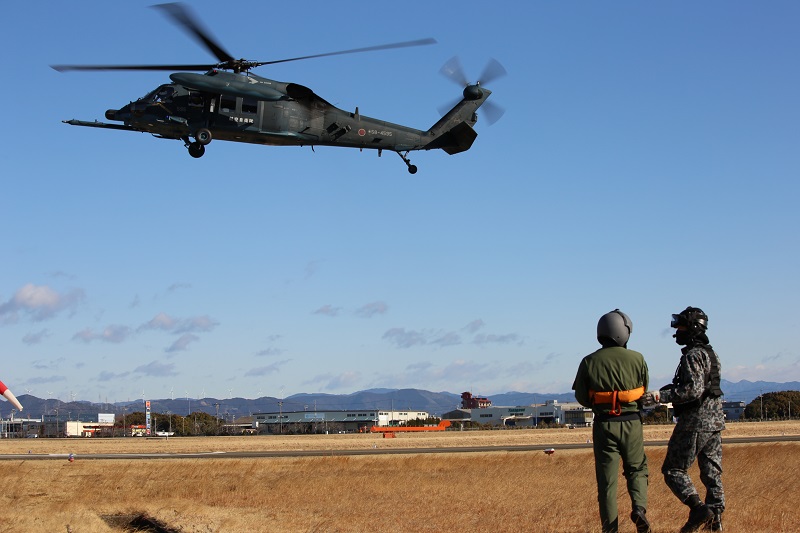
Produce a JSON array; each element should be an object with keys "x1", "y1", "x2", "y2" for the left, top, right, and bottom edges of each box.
[{"x1": 149, "y1": 85, "x2": 175, "y2": 103}]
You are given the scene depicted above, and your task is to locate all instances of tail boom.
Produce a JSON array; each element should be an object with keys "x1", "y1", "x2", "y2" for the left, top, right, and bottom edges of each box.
[{"x1": 424, "y1": 86, "x2": 492, "y2": 154}]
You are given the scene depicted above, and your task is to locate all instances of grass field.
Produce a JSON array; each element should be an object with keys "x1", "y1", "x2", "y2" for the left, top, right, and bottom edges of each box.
[{"x1": 0, "y1": 421, "x2": 797, "y2": 532}]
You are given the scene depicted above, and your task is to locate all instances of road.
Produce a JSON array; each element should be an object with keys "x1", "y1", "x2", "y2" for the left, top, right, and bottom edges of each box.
[{"x1": 1, "y1": 434, "x2": 797, "y2": 461}]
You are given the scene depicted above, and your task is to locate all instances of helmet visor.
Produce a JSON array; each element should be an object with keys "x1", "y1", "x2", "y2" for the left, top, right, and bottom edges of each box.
[{"x1": 670, "y1": 314, "x2": 683, "y2": 328}]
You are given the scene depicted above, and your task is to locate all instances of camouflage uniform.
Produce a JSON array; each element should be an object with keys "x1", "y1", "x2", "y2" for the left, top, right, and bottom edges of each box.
[{"x1": 660, "y1": 344, "x2": 725, "y2": 515}]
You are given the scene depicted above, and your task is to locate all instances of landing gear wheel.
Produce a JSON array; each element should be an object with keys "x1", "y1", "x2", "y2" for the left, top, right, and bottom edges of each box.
[
  {"x1": 195, "y1": 128, "x2": 212, "y2": 146},
  {"x1": 188, "y1": 142, "x2": 205, "y2": 158},
  {"x1": 396, "y1": 151, "x2": 418, "y2": 174}
]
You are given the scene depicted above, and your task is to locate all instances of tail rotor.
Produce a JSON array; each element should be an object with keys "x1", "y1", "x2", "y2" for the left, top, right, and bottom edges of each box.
[{"x1": 438, "y1": 56, "x2": 506, "y2": 125}]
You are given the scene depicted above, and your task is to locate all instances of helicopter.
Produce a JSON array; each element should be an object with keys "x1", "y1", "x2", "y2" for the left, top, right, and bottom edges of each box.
[{"x1": 52, "y1": 3, "x2": 505, "y2": 174}]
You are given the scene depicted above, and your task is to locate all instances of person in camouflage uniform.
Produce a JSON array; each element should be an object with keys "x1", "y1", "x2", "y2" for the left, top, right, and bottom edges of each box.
[
  {"x1": 573, "y1": 309, "x2": 651, "y2": 533},
  {"x1": 645, "y1": 307, "x2": 724, "y2": 532}
]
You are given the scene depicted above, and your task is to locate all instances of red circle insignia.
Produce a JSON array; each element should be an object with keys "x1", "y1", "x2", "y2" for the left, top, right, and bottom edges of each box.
[{"x1": 358, "y1": 129, "x2": 366, "y2": 136}]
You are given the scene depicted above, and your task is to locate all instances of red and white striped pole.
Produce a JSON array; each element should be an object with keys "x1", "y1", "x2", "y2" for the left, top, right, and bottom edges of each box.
[{"x1": 0, "y1": 380, "x2": 23, "y2": 411}]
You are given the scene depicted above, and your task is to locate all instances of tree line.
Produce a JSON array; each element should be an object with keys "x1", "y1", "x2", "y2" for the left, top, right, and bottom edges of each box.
[
  {"x1": 742, "y1": 390, "x2": 800, "y2": 420},
  {"x1": 115, "y1": 411, "x2": 236, "y2": 436}
]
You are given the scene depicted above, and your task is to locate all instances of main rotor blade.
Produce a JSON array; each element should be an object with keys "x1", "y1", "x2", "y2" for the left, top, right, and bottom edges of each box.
[
  {"x1": 152, "y1": 3, "x2": 234, "y2": 64},
  {"x1": 255, "y1": 38, "x2": 437, "y2": 67},
  {"x1": 51, "y1": 63, "x2": 216, "y2": 72}
]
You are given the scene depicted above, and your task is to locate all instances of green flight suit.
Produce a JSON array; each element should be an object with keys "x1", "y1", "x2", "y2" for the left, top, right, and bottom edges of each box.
[{"x1": 573, "y1": 346, "x2": 650, "y2": 533}]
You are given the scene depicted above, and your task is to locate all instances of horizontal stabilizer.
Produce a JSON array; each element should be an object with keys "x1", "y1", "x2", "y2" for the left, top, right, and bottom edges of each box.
[{"x1": 424, "y1": 121, "x2": 477, "y2": 155}]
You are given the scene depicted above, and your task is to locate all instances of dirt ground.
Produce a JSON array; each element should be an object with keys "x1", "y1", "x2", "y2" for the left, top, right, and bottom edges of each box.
[{"x1": 2, "y1": 420, "x2": 796, "y2": 455}]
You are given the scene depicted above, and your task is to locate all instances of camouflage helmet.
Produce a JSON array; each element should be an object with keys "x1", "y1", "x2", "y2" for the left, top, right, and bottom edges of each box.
[{"x1": 597, "y1": 309, "x2": 632, "y2": 347}]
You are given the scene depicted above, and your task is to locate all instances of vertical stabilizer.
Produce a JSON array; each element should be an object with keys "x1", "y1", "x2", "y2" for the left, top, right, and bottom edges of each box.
[{"x1": 424, "y1": 86, "x2": 492, "y2": 154}]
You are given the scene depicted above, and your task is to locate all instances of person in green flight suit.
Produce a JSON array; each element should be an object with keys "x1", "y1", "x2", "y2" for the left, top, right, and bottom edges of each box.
[{"x1": 573, "y1": 309, "x2": 651, "y2": 533}]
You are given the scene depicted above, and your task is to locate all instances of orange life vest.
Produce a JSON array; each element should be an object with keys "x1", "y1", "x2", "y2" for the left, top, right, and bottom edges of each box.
[{"x1": 589, "y1": 386, "x2": 645, "y2": 416}]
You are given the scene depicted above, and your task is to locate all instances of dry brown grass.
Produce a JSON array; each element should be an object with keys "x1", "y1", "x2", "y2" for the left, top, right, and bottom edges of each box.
[{"x1": 0, "y1": 421, "x2": 797, "y2": 532}]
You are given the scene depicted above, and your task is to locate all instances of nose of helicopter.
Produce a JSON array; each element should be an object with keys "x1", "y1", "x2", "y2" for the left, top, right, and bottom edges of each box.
[{"x1": 105, "y1": 109, "x2": 118, "y2": 120}]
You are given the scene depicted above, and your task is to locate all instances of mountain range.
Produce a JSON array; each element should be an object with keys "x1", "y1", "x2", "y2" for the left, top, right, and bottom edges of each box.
[{"x1": 6, "y1": 379, "x2": 797, "y2": 422}]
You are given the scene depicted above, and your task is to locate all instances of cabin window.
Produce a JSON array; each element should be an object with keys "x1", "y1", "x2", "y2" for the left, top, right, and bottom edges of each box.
[
  {"x1": 188, "y1": 92, "x2": 204, "y2": 107},
  {"x1": 242, "y1": 97, "x2": 258, "y2": 114},
  {"x1": 221, "y1": 95, "x2": 236, "y2": 113}
]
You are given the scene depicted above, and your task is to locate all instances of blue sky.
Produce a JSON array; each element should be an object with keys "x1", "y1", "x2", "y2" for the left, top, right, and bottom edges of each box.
[{"x1": 1, "y1": 1, "x2": 798, "y2": 406}]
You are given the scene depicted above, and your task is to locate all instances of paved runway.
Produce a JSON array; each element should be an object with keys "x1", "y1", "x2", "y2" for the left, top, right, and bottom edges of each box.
[{"x1": 1, "y1": 434, "x2": 797, "y2": 461}]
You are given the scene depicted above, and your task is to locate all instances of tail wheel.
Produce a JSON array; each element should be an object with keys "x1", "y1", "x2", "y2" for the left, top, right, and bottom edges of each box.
[
  {"x1": 397, "y1": 151, "x2": 418, "y2": 174},
  {"x1": 195, "y1": 128, "x2": 212, "y2": 145}
]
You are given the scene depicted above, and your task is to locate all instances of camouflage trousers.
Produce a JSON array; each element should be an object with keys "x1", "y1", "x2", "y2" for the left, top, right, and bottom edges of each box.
[{"x1": 662, "y1": 427, "x2": 725, "y2": 513}]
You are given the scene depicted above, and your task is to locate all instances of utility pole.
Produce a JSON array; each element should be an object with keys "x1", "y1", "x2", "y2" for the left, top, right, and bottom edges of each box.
[
  {"x1": 760, "y1": 391, "x2": 764, "y2": 421},
  {"x1": 279, "y1": 386, "x2": 284, "y2": 435}
]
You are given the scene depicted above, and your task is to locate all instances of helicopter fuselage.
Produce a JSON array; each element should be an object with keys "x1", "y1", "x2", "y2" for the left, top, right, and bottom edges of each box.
[
  {"x1": 65, "y1": 69, "x2": 491, "y2": 173},
  {"x1": 56, "y1": 3, "x2": 503, "y2": 173}
]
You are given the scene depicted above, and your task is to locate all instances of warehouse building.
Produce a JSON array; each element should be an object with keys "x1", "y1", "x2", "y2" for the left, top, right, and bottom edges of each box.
[
  {"x1": 442, "y1": 400, "x2": 593, "y2": 428},
  {"x1": 253, "y1": 409, "x2": 431, "y2": 434}
]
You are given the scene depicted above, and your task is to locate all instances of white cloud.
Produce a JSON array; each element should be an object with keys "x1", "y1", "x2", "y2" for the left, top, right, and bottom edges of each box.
[
  {"x1": 245, "y1": 360, "x2": 290, "y2": 377},
  {"x1": 22, "y1": 329, "x2": 50, "y2": 345},
  {"x1": 257, "y1": 347, "x2": 285, "y2": 357},
  {"x1": 166, "y1": 283, "x2": 192, "y2": 293},
  {"x1": 724, "y1": 359, "x2": 800, "y2": 383},
  {"x1": 133, "y1": 361, "x2": 178, "y2": 377},
  {"x1": 175, "y1": 315, "x2": 218, "y2": 333},
  {"x1": 166, "y1": 333, "x2": 199, "y2": 353},
  {"x1": 356, "y1": 301, "x2": 388, "y2": 318},
  {"x1": 463, "y1": 319, "x2": 485, "y2": 334},
  {"x1": 31, "y1": 357, "x2": 66, "y2": 370},
  {"x1": 0, "y1": 283, "x2": 84, "y2": 323},
  {"x1": 384, "y1": 321, "x2": 522, "y2": 350},
  {"x1": 139, "y1": 312, "x2": 178, "y2": 332},
  {"x1": 382, "y1": 327, "x2": 429, "y2": 348},
  {"x1": 138, "y1": 313, "x2": 218, "y2": 334},
  {"x1": 98, "y1": 370, "x2": 131, "y2": 381},
  {"x1": 370, "y1": 358, "x2": 492, "y2": 390},
  {"x1": 430, "y1": 331, "x2": 462, "y2": 347},
  {"x1": 473, "y1": 333, "x2": 523, "y2": 347},
  {"x1": 304, "y1": 260, "x2": 323, "y2": 280},
  {"x1": 72, "y1": 325, "x2": 132, "y2": 344},
  {"x1": 313, "y1": 304, "x2": 341, "y2": 317},
  {"x1": 25, "y1": 375, "x2": 67, "y2": 386}
]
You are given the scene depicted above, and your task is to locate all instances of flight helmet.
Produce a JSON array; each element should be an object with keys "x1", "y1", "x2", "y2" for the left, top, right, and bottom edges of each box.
[
  {"x1": 671, "y1": 306, "x2": 708, "y2": 336},
  {"x1": 597, "y1": 309, "x2": 633, "y2": 347}
]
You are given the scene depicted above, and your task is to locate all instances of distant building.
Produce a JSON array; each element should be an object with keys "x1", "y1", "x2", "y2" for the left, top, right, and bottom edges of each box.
[
  {"x1": 723, "y1": 400, "x2": 746, "y2": 420},
  {"x1": 0, "y1": 417, "x2": 43, "y2": 438},
  {"x1": 442, "y1": 400, "x2": 592, "y2": 427},
  {"x1": 64, "y1": 416, "x2": 115, "y2": 437},
  {"x1": 253, "y1": 409, "x2": 431, "y2": 434},
  {"x1": 461, "y1": 392, "x2": 492, "y2": 409}
]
